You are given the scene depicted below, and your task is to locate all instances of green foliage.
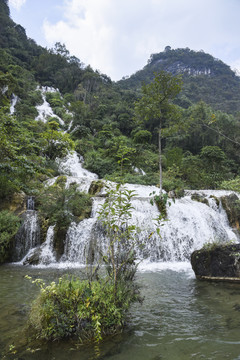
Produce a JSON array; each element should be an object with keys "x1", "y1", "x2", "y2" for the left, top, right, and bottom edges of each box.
[
  {"x1": 119, "y1": 47, "x2": 240, "y2": 114},
  {"x1": 37, "y1": 178, "x2": 92, "y2": 227},
  {"x1": 134, "y1": 71, "x2": 183, "y2": 193},
  {"x1": 221, "y1": 177, "x2": 240, "y2": 193},
  {"x1": 202, "y1": 239, "x2": 235, "y2": 251},
  {"x1": 0, "y1": 210, "x2": 21, "y2": 263},
  {"x1": 200, "y1": 146, "x2": 230, "y2": 189},
  {"x1": 98, "y1": 184, "x2": 141, "y2": 292},
  {"x1": 0, "y1": 109, "x2": 45, "y2": 197},
  {"x1": 27, "y1": 275, "x2": 136, "y2": 342},
  {"x1": 165, "y1": 147, "x2": 183, "y2": 168},
  {"x1": 162, "y1": 166, "x2": 185, "y2": 193},
  {"x1": 1, "y1": 2, "x2": 240, "y2": 199},
  {"x1": 84, "y1": 150, "x2": 118, "y2": 178},
  {"x1": 40, "y1": 123, "x2": 74, "y2": 160}
]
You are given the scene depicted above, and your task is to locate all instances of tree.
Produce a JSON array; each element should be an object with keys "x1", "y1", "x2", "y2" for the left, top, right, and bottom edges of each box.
[
  {"x1": 134, "y1": 71, "x2": 182, "y2": 194},
  {"x1": 40, "y1": 121, "x2": 74, "y2": 160},
  {"x1": 97, "y1": 184, "x2": 139, "y2": 295}
]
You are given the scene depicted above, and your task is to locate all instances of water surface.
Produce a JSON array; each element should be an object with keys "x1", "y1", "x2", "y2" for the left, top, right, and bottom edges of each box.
[{"x1": 1, "y1": 263, "x2": 240, "y2": 359}]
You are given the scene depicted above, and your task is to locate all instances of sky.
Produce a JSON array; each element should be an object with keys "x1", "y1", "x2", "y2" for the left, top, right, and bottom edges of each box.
[{"x1": 8, "y1": 0, "x2": 240, "y2": 81}]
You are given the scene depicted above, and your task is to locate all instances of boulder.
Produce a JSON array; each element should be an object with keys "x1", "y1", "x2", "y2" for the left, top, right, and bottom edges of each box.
[
  {"x1": 23, "y1": 247, "x2": 41, "y2": 265},
  {"x1": 191, "y1": 243, "x2": 240, "y2": 279},
  {"x1": 88, "y1": 180, "x2": 104, "y2": 196}
]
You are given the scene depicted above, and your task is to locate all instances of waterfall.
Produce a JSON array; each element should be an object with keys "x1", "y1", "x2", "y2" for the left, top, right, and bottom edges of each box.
[
  {"x1": 48, "y1": 151, "x2": 98, "y2": 193},
  {"x1": 10, "y1": 94, "x2": 18, "y2": 114},
  {"x1": 27, "y1": 196, "x2": 35, "y2": 210},
  {"x1": 18, "y1": 151, "x2": 239, "y2": 267},
  {"x1": 35, "y1": 86, "x2": 64, "y2": 125},
  {"x1": 13, "y1": 211, "x2": 40, "y2": 261},
  {"x1": 38, "y1": 226, "x2": 56, "y2": 265},
  {"x1": 60, "y1": 189, "x2": 238, "y2": 265}
]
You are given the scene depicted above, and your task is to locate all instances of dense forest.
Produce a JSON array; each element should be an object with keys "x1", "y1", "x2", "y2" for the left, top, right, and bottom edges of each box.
[{"x1": 1, "y1": 0, "x2": 240, "y2": 261}]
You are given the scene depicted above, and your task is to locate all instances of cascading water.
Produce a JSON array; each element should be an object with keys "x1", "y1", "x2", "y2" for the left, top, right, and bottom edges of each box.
[
  {"x1": 60, "y1": 189, "x2": 238, "y2": 265},
  {"x1": 35, "y1": 86, "x2": 64, "y2": 125},
  {"x1": 38, "y1": 225, "x2": 56, "y2": 265},
  {"x1": 27, "y1": 196, "x2": 35, "y2": 210},
  {"x1": 19, "y1": 152, "x2": 239, "y2": 267},
  {"x1": 10, "y1": 93, "x2": 18, "y2": 114},
  {"x1": 47, "y1": 151, "x2": 98, "y2": 193},
  {"x1": 13, "y1": 210, "x2": 40, "y2": 261}
]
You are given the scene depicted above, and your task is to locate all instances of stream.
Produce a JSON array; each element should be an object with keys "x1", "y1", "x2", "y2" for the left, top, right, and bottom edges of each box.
[{"x1": 1, "y1": 262, "x2": 240, "y2": 360}]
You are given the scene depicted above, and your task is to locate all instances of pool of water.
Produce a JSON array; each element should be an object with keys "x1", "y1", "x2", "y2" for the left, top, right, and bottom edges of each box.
[{"x1": 1, "y1": 263, "x2": 240, "y2": 359}]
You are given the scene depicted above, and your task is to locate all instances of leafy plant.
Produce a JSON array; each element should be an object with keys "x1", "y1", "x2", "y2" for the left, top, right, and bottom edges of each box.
[
  {"x1": 0, "y1": 210, "x2": 21, "y2": 263},
  {"x1": 97, "y1": 183, "x2": 141, "y2": 294},
  {"x1": 37, "y1": 177, "x2": 92, "y2": 227},
  {"x1": 26, "y1": 275, "x2": 135, "y2": 342}
]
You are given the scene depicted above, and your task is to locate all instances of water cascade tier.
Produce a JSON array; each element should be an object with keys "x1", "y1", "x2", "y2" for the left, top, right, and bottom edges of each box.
[
  {"x1": 13, "y1": 210, "x2": 40, "y2": 261},
  {"x1": 16, "y1": 152, "x2": 239, "y2": 267}
]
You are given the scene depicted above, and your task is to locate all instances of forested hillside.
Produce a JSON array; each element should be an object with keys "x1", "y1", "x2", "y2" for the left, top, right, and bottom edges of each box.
[
  {"x1": 1, "y1": 0, "x2": 240, "y2": 209},
  {"x1": 119, "y1": 46, "x2": 240, "y2": 114}
]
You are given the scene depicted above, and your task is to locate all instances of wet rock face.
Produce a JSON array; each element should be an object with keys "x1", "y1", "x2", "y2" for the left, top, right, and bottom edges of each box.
[
  {"x1": 220, "y1": 193, "x2": 240, "y2": 230},
  {"x1": 191, "y1": 244, "x2": 240, "y2": 278},
  {"x1": 23, "y1": 248, "x2": 41, "y2": 265}
]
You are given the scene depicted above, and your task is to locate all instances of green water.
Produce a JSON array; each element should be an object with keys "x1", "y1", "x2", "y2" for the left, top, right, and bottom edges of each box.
[{"x1": 1, "y1": 264, "x2": 240, "y2": 360}]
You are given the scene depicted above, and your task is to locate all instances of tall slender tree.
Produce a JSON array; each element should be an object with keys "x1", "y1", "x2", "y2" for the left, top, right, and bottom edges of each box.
[{"x1": 134, "y1": 71, "x2": 182, "y2": 194}]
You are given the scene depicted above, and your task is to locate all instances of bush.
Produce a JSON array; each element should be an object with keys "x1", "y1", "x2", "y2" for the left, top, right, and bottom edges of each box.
[
  {"x1": 27, "y1": 275, "x2": 138, "y2": 342},
  {"x1": 0, "y1": 210, "x2": 21, "y2": 263},
  {"x1": 221, "y1": 177, "x2": 240, "y2": 192},
  {"x1": 84, "y1": 150, "x2": 118, "y2": 178},
  {"x1": 37, "y1": 179, "x2": 92, "y2": 226}
]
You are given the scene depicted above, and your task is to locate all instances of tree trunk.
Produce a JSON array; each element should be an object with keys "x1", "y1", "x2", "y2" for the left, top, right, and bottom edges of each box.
[{"x1": 158, "y1": 126, "x2": 162, "y2": 195}]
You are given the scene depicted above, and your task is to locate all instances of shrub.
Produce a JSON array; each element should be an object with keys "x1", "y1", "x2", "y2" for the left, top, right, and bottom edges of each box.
[
  {"x1": 0, "y1": 210, "x2": 21, "y2": 263},
  {"x1": 37, "y1": 180, "x2": 92, "y2": 226},
  {"x1": 221, "y1": 177, "x2": 240, "y2": 192},
  {"x1": 27, "y1": 275, "x2": 139, "y2": 342}
]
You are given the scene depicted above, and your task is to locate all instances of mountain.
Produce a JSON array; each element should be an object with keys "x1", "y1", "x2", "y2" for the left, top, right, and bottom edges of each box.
[{"x1": 118, "y1": 46, "x2": 240, "y2": 114}]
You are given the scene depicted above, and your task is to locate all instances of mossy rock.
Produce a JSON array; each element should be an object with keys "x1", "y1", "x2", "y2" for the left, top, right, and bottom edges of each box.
[
  {"x1": 191, "y1": 243, "x2": 240, "y2": 278},
  {"x1": 23, "y1": 247, "x2": 42, "y2": 265},
  {"x1": 89, "y1": 180, "x2": 104, "y2": 195},
  {"x1": 209, "y1": 195, "x2": 220, "y2": 206},
  {"x1": 39, "y1": 216, "x2": 49, "y2": 244},
  {"x1": 0, "y1": 192, "x2": 26, "y2": 214},
  {"x1": 220, "y1": 193, "x2": 240, "y2": 230},
  {"x1": 191, "y1": 193, "x2": 209, "y2": 206},
  {"x1": 53, "y1": 225, "x2": 68, "y2": 260}
]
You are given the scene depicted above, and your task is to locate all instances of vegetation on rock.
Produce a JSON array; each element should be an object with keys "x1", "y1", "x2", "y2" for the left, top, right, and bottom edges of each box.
[{"x1": 26, "y1": 275, "x2": 139, "y2": 342}]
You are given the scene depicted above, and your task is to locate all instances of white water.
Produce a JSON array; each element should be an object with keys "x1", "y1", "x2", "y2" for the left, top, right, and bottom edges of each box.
[
  {"x1": 10, "y1": 94, "x2": 18, "y2": 114},
  {"x1": 19, "y1": 152, "x2": 239, "y2": 268},
  {"x1": 35, "y1": 86, "x2": 64, "y2": 125},
  {"x1": 48, "y1": 151, "x2": 98, "y2": 192},
  {"x1": 39, "y1": 226, "x2": 56, "y2": 265},
  {"x1": 14, "y1": 210, "x2": 40, "y2": 261}
]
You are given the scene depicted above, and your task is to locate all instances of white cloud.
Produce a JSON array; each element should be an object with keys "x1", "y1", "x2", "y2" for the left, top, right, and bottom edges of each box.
[
  {"x1": 9, "y1": 0, "x2": 27, "y2": 11},
  {"x1": 42, "y1": 0, "x2": 240, "y2": 80}
]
